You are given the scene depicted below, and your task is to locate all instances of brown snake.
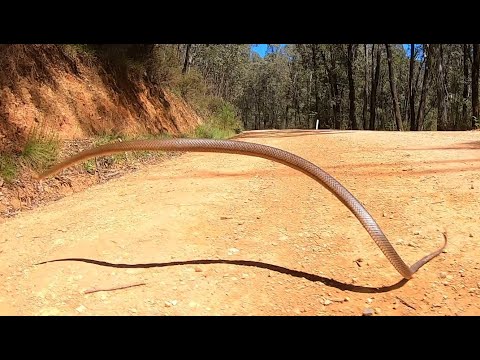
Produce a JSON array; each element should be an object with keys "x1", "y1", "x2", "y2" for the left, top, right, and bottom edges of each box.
[{"x1": 35, "y1": 138, "x2": 447, "y2": 279}]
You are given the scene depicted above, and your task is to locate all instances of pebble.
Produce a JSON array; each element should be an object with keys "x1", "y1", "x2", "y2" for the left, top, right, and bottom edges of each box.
[
  {"x1": 130, "y1": 308, "x2": 137, "y2": 313},
  {"x1": 396, "y1": 239, "x2": 404, "y2": 245},
  {"x1": 344, "y1": 297, "x2": 350, "y2": 302},
  {"x1": 367, "y1": 298, "x2": 373, "y2": 304},
  {"x1": 242, "y1": 273, "x2": 249, "y2": 279},
  {"x1": 446, "y1": 275, "x2": 453, "y2": 281},
  {"x1": 227, "y1": 248, "x2": 239, "y2": 255},
  {"x1": 439, "y1": 272, "x2": 447, "y2": 279},
  {"x1": 194, "y1": 266, "x2": 202, "y2": 272},
  {"x1": 383, "y1": 212, "x2": 387, "y2": 217},
  {"x1": 414, "y1": 231, "x2": 420, "y2": 235},
  {"x1": 374, "y1": 308, "x2": 381, "y2": 314},
  {"x1": 165, "y1": 300, "x2": 178, "y2": 307},
  {"x1": 75, "y1": 305, "x2": 86, "y2": 313},
  {"x1": 362, "y1": 308, "x2": 374, "y2": 316},
  {"x1": 469, "y1": 233, "x2": 474, "y2": 237},
  {"x1": 323, "y1": 299, "x2": 332, "y2": 306},
  {"x1": 471, "y1": 184, "x2": 474, "y2": 189},
  {"x1": 231, "y1": 277, "x2": 238, "y2": 281}
]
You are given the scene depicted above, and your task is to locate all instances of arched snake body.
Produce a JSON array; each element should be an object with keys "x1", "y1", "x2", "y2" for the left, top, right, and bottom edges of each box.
[{"x1": 35, "y1": 138, "x2": 447, "y2": 280}]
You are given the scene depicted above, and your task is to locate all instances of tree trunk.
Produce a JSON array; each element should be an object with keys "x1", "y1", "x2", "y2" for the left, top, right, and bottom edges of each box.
[
  {"x1": 472, "y1": 44, "x2": 479, "y2": 128},
  {"x1": 409, "y1": 44, "x2": 417, "y2": 131},
  {"x1": 330, "y1": 47, "x2": 341, "y2": 129},
  {"x1": 311, "y1": 45, "x2": 322, "y2": 129},
  {"x1": 362, "y1": 44, "x2": 369, "y2": 130},
  {"x1": 436, "y1": 44, "x2": 448, "y2": 131},
  {"x1": 369, "y1": 45, "x2": 381, "y2": 130},
  {"x1": 182, "y1": 44, "x2": 192, "y2": 74},
  {"x1": 417, "y1": 44, "x2": 431, "y2": 130},
  {"x1": 385, "y1": 44, "x2": 404, "y2": 131},
  {"x1": 347, "y1": 44, "x2": 358, "y2": 130},
  {"x1": 462, "y1": 44, "x2": 470, "y2": 130}
]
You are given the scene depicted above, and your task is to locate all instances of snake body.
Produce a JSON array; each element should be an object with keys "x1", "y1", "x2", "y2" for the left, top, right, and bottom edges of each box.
[{"x1": 36, "y1": 138, "x2": 447, "y2": 279}]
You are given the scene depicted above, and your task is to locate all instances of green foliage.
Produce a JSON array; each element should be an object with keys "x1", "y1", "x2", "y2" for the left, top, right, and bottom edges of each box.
[
  {"x1": 21, "y1": 126, "x2": 60, "y2": 172},
  {"x1": 0, "y1": 154, "x2": 18, "y2": 183},
  {"x1": 62, "y1": 44, "x2": 96, "y2": 58},
  {"x1": 176, "y1": 69, "x2": 206, "y2": 100},
  {"x1": 190, "y1": 99, "x2": 243, "y2": 139}
]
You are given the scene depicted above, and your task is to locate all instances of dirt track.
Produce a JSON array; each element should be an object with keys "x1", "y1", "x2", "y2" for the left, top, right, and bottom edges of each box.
[{"x1": 1, "y1": 129, "x2": 479, "y2": 316}]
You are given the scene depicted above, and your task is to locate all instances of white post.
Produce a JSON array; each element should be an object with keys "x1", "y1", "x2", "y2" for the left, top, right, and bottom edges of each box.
[{"x1": 316, "y1": 119, "x2": 319, "y2": 130}]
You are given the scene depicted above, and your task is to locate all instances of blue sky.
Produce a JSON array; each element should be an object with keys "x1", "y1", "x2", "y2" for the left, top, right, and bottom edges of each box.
[{"x1": 252, "y1": 44, "x2": 415, "y2": 58}]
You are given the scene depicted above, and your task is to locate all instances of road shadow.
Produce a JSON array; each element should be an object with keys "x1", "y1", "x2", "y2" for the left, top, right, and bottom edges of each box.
[
  {"x1": 233, "y1": 129, "x2": 353, "y2": 139},
  {"x1": 398, "y1": 140, "x2": 480, "y2": 151},
  {"x1": 322, "y1": 157, "x2": 480, "y2": 177},
  {"x1": 36, "y1": 257, "x2": 408, "y2": 294}
]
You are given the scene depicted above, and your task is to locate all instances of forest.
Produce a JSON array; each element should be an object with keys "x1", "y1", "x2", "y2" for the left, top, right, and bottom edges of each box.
[{"x1": 185, "y1": 44, "x2": 480, "y2": 132}]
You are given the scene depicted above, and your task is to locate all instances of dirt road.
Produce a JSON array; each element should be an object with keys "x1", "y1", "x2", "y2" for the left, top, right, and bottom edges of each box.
[{"x1": 1, "y1": 129, "x2": 479, "y2": 316}]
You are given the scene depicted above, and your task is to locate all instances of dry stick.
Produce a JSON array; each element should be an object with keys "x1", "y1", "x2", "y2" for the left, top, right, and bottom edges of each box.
[
  {"x1": 83, "y1": 282, "x2": 146, "y2": 295},
  {"x1": 396, "y1": 296, "x2": 416, "y2": 310}
]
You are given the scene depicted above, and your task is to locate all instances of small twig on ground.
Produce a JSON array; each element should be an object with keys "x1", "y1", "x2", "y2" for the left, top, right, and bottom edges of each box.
[
  {"x1": 83, "y1": 282, "x2": 146, "y2": 295},
  {"x1": 396, "y1": 296, "x2": 416, "y2": 310}
]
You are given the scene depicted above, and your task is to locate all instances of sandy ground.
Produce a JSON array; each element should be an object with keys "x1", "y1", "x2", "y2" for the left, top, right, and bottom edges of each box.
[{"x1": 0, "y1": 129, "x2": 479, "y2": 316}]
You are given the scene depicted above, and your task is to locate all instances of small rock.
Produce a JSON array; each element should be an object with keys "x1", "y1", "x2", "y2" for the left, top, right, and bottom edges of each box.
[
  {"x1": 268, "y1": 271, "x2": 274, "y2": 277},
  {"x1": 407, "y1": 242, "x2": 417, "y2": 247},
  {"x1": 469, "y1": 233, "x2": 474, "y2": 238},
  {"x1": 271, "y1": 242, "x2": 278, "y2": 246},
  {"x1": 242, "y1": 273, "x2": 249, "y2": 279},
  {"x1": 413, "y1": 231, "x2": 420, "y2": 235},
  {"x1": 389, "y1": 215, "x2": 394, "y2": 219},
  {"x1": 323, "y1": 299, "x2": 332, "y2": 306},
  {"x1": 446, "y1": 275, "x2": 453, "y2": 281},
  {"x1": 75, "y1": 305, "x2": 86, "y2": 313},
  {"x1": 443, "y1": 295, "x2": 448, "y2": 300},
  {"x1": 344, "y1": 297, "x2": 350, "y2": 302},
  {"x1": 130, "y1": 308, "x2": 137, "y2": 313},
  {"x1": 227, "y1": 248, "x2": 239, "y2": 255},
  {"x1": 15, "y1": 233, "x2": 23, "y2": 238},
  {"x1": 293, "y1": 308, "x2": 301, "y2": 315},
  {"x1": 382, "y1": 212, "x2": 387, "y2": 217},
  {"x1": 231, "y1": 277, "x2": 238, "y2": 281},
  {"x1": 366, "y1": 298, "x2": 373, "y2": 304},
  {"x1": 468, "y1": 288, "x2": 477, "y2": 293},
  {"x1": 194, "y1": 266, "x2": 202, "y2": 272},
  {"x1": 396, "y1": 239, "x2": 404, "y2": 245},
  {"x1": 471, "y1": 184, "x2": 474, "y2": 189},
  {"x1": 237, "y1": 221, "x2": 244, "y2": 225},
  {"x1": 374, "y1": 308, "x2": 381, "y2": 314},
  {"x1": 351, "y1": 278, "x2": 357, "y2": 284},
  {"x1": 362, "y1": 308, "x2": 374, "y2": 316},
  {"x1": 439, "y1": 272, "x2": 447, "y2": 279},
  {"x1": 477, "y1": 282, "x2": 480, "y2": 289},
  {"x1": 165, "y1": 300, "x2": 178, "y2": 307},
  {"x1": 220, "y1": 216, "x2": 232, "y2": 220}
]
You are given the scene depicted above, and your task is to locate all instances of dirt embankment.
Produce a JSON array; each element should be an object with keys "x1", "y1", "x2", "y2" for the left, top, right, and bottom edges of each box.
[{"x1": 0, "y1": 44, "x2": 202, "y2": 217}]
